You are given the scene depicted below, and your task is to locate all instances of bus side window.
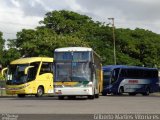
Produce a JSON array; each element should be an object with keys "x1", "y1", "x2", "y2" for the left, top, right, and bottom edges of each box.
[
  {"x1": 120, "y1": 69, "x2": 127, "y2": 78},
  {"x1": 40, "y1": 62, "x2": 52, "y2": 75},
  {"x1": 111, "y1": 68, "x2": 120, "y2": 83},
  {"x1": 28, "y1": 62, "x2": 39, "y2": 81},
  {"x1": 143, "y1": 70, "x2": 158, "y2": 78}
]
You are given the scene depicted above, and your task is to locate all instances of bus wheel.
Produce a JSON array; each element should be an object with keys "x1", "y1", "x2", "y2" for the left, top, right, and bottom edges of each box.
[
  {"x1": 142, "y1": 88, "x2": 150, "y2": 96},
  {"x1": 88, "y1": 95, "x2": 95, "y2": 99},
  {"x1": 88, "y1": 89, "x2": 96, "y2": 99},
  {"x1": 35, "y1": 86, "x2": 44, "y2": 97},
  {"x1": 119, "y1": 87, "x2": 124, "y2": 95},
  {"x1": 58, "y1": 96, "x2": 64, "y2": 100},
  {"x1": 102, "y1": 91, "x2": 106, "y2": 96},
  {"x1": 95, "y1": 94, "x2": 99, "y2": 98},
  {"x1": 17, "y1": 94, "x2": 25, "y2": 98}
]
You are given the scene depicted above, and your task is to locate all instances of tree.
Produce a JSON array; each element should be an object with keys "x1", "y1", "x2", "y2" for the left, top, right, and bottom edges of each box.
[
  {"x1": 13, "y1": 27, "x2": 89, "y2": 57},
  {"x1": 39, "y1": 10, "x2": 95, "y2": 35},
  {"x1": 5, "y1": 10, "x2": 160, "y2": 67},
  {"x1": 1, "y1": 48, "x2": 21, "y2": 66},
  {"x1": 0, "y1": 32, "x2": 5, "y2": 65}
]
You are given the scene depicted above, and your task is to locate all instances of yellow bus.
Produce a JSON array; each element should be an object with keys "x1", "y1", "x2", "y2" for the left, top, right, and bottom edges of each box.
[
  {"x1": 54, "y1": 47, "x2": 103, "y2": 99},
  {"x1": 2, "y1": 57, "x2": 54, "y2": 97}
]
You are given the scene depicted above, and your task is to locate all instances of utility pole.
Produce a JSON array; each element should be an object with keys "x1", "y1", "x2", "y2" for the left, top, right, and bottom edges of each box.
[{"x1": 108, "y1": 18, "x2": 116, "y2": 65}]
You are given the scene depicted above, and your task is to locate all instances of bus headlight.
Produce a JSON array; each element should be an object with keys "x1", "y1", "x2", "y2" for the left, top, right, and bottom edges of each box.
[
  {"x1": 86, "y1": 83, "x2": 93, "y2": 87},
  {"x1": 84, "y1": 89, "x2": 89, "y2": 92}
]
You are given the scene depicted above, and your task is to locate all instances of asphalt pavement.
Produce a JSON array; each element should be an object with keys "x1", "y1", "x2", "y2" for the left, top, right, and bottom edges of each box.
[{"x1": 0, "y1": 95, "x2": 160, "y2": 120}]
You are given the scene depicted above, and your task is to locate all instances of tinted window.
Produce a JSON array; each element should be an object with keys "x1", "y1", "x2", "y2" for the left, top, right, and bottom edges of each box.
[
  {"x1": 28, "y1": 62, "x2": 40, "y2": 81},
  {"x1": 54, "y1": 52, "x2": 72, "y2": 61},
  {"x1": 111, "y1": 68, "x2": 120, "y2": 83},
  {"x1": 40, "y1": 62, "x2": 52, "y2": 75},
  {"x1": 73, "y1": 52, "x2": 90, "y2": 61},
  {"x1": 120, "y1": 68, "x2": 158, "y2": 79}
]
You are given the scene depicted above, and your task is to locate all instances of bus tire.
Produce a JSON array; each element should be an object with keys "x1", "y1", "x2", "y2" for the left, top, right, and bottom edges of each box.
[
  {"x1": 119, "y1": 87, "x2": 124, "y2": 95},
  {"x1": 17, "y1": 94, "x2": 25, "y2": 98},
  {"x1": 88, "y1": 89, "x2": 95, "y2": 99},
  {"x1": 102, "y1": 91, "x2": 106, "y2": 96},
  {"x1": 95, "y1": 87, "x2": 100, "y2": 98},
  {"x1": 88, "y1": 95, "x2": 95, "y2": 99},
  {"x1": 95, "y1": 94, "x2": 99, "y2": 98},
  {"x1": 35, "y1": 86, "x2": 44, "y2": 97},
  {"x1": 58, "y1": 96, "x2": 64, "y2": 100},
  {"x1": 142, "y1": 87, "x2": 150, "y2": 96}
]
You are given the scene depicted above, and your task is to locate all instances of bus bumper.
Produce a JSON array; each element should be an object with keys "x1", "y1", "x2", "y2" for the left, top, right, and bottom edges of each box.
[
  {"x1": 54, "y1": 87, "x2": 93, "y2": 96},
  {"x1": 5, "y1": 84, "x2": 32, "y2": 95},
  {"x1": 6, "y1": 89, "x2": 26, "y2": 95}
]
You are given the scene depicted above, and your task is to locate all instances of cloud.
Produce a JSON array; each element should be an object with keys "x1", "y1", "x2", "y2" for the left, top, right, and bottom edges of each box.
[
  {"x1": 4, "y1": 0, "x2": 48, "y2": 17},
  {"x1": 0, "y1": 0, "x2": 44, "y2": 39},
  {"x1": 76, "y1": 0, "x2": 160, "y2": 21},
  {"x1": 75, "y1": 0, "x2": 160, "y2": 33},
  {"x1": 0, "y1": 0, "x2": 160, "y2": 40}
]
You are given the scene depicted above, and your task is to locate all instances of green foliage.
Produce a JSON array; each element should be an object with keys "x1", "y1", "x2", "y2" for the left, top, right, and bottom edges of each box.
[
  {"x1": 14, "y1": 28, "x2": 89, "y2": 57},
  {"x1": 0, "y1": 32, "x2": 5, "y2": 64},
  {"x1": 39, "y1": 10, "x2": 94, "y2": 35},
  {"x1": 0, "y1": 73, "x2": 5, "y2": 81},
  {"x1": 1, "y1": 48, "x2": 21, "y2": 66},
  {"x1": 1, "y1": 10, "x2": 160, "y2": 68}
]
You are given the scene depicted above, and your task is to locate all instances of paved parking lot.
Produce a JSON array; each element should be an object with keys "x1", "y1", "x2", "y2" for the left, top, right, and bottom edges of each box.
[{"x1": 0, "y1": 95, "x2": 160, "y2": 114}]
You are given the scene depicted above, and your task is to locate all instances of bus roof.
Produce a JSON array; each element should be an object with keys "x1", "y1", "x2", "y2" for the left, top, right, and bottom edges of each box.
[
  {"x1": 10, "y1": 57, "x2": 53, "y2": 64},
  {"x1": 55, "y1": 47, "x2": 92, "y2": 52},
  {"x1": 103, "y1": 65, "x2": 157, "y2": 71}
]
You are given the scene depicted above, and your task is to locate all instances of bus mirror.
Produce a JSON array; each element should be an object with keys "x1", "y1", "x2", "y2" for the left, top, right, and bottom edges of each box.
[
  {"x1": 112, "y1": 71, "x2": 116, "y2": 78},
  {"x1": 89, "y1": 62, "x2": 93, "y2": 68},
  {"x1": 1, "y1": 67, "x2": 8, "y2": 76},
  {"x1": 24, "y1": 66, "x2": 34, "y2": 75},
  {"x1": 90, "y1": 62, "x2": 95, "y2": 72}
]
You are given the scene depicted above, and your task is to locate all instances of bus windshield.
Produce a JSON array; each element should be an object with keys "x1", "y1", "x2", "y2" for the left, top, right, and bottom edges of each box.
[
  {"x1": 7, "y1": 64, "x2": 29, "y2": 85},
  {"x1": 54, "y1": 52, "x2": 90, "y2": 61},
  {"x1": 55, "y1": 62, "x2": 91, "y2": 82},
  {"x1": 72, "y1": 62, "x2": 90, "y2": 82}
]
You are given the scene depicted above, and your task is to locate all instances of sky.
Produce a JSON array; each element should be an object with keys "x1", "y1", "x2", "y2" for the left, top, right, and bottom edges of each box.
[{"x1": 0, "y1": 0, "x2": 160, "y2": 40}]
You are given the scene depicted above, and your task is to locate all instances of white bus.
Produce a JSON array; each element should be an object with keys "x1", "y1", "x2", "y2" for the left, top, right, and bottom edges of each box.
[{"x1": 54, "y1": 47, "x2": 103, "y2": 99}]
